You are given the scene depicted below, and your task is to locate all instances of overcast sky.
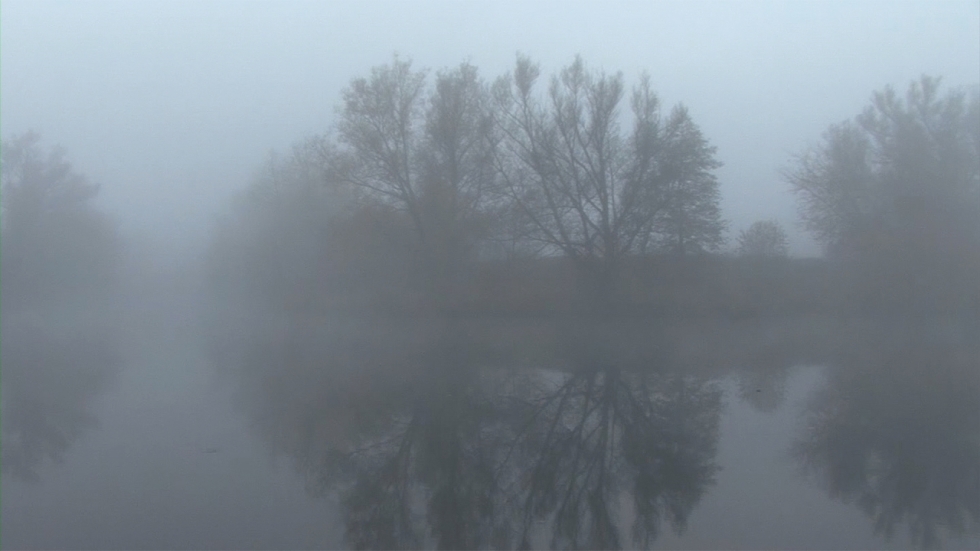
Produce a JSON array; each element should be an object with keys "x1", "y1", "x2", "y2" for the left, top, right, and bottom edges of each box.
[{"x1": 2, "y1": 0, "x2": 978, "y2": 257}]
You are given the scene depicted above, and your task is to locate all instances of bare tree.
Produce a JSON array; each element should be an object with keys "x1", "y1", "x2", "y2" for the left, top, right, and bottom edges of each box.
[
  {"x1": 491, "y1": 56, "x2": 724, "y2": 291},
  {"x1": 332, "y1": 57, "x2": 498, "y2": 292}
]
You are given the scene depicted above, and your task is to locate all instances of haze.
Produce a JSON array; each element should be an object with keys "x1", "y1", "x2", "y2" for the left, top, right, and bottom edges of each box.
[
  {"x1": 2, "y1": 2, "x2": 979, "y2": 550},
  {"x1": 3, "y1": 1, "x2": 977, "y2": 257}
]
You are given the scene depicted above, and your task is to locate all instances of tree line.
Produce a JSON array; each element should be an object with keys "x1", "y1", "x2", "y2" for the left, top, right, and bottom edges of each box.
[
  {"x1": 209, "y1": 56, "x2": 732, "y2": 313},
  {"x1": 4, "y1": 60, "x2": 978, "y2": 315},
  {"x1": 211, "y1": 60, "x2": 978, "y2": 314}
]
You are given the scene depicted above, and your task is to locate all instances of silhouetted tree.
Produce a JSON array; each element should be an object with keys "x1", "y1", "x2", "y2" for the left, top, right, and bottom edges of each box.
[
  {"x1": 649, "y1": 106, "x2": 726, "y2": 256},
  {"x1": 491, "y1": 56, "x2": 724, "y2": 299},
  {"x1": 736, "y1": 220, "x2": 789, "y2": 258},
  {"x1": 788, "y1": 77, "x2": 979, "y2": 256},
  {"x1": 332, "y1": 58, "x2": 499, "y2": 298}
]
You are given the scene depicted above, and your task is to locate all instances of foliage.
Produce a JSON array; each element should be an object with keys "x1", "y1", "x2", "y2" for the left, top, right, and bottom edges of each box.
[
  {"x1": 649, "y1": 105, "x2": 726, "y2": 255},
  {"x1": 787, "y1": 76, "x2": 979, "y2": 259},
  {"x1": 737, "y1": 220, "x2": 789, "y2": 257},
  {"x1": 0, "y1": 133, "x2": 122, "y2": 484},
  {"x1": 786, "y1": 77, "x2": 980, "y2": 311},
  {"x1": 1, "y1": 132, "x2": 120, "y2": 309},
  {"x1": 206, "y1": 135, "x2": 432, "y2": 313}
]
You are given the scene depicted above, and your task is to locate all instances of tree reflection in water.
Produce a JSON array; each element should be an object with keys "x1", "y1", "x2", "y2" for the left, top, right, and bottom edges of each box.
[
  {"x1": 795, "y1": 323, "x2": 980, "y2": 549},
  {"x1": 216, "y1": 318, "x2": 722, "y2": 549},
  {"x1": 511, "y1": 335, "x2": 721, "y2": 550},
  {"x1": 1, "y1": 317, "x2": 120, "y2": 482},
  {"x1": 336, "y1": 331, "x2": 511, "y2": 550}
]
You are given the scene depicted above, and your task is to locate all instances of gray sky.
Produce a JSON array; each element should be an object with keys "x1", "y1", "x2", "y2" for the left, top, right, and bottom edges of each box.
[{"x1": 2, "y1": 0, "x2": 978, "y2": 257}]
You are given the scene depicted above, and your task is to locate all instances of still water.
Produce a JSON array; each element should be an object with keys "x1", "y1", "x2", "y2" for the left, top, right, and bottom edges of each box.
[{"x1": 2, "y1": 293, "x2": 978, "y2": 549}]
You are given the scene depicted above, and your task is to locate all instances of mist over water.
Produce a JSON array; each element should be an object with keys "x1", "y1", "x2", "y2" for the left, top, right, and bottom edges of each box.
[
  {"x1": 3, "y1": 2, "x2": 979, "y2": 550},
  {"x1": 4, "y1": 302, "x2": 978, "y2": 549}
]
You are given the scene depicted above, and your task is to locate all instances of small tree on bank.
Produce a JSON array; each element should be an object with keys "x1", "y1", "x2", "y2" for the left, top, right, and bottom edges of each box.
[{"x1": 737, "y1": 220, "x2": 789, "y2": 258}]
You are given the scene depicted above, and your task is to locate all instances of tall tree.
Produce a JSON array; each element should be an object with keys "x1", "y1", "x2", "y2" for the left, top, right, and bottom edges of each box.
[
  {"x1": 652, "y1": 106, "x2": 726, "y2": 255},
  {"x1": 491, "y1": 56, "x2": 724, "y2": 289},
  {"x1": 332, "y1": 58, "x2": 498, "y2": 292}
]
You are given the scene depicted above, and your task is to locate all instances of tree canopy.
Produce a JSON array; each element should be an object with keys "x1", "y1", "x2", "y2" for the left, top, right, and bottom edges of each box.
[
  {"x1": 332, "y1": 58, "x2": 500, "y2": 291},
  {"x1": 786, "y1": 77, "x2": 980, "y2": 310},
  {"x1": 0, "y1": 132, "x2": 122, "y2": 484},
  {"x1": 737, "y1": 220, "x2": 789, "y2": 258},
  {"x1": 1, "y1": 132, "x2": 120, "y2": 309},
  {"x1": 491, "y1": 56, "x2": 724, "y2": 270},
  {"x1": 787, "y1": 76, "x2": 980, "y2": 259},
  {"x1": 228, "y1": 55, "x2": 728, "y2": 308}
]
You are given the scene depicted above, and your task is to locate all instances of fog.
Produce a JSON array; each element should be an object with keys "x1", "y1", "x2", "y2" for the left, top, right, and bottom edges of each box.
[
  {"x1": 2, "y1": 1, "x2": 979, "y2": 550},
  {"x1": 4, "y1": 1, "x2": 978, "y2": 256}
]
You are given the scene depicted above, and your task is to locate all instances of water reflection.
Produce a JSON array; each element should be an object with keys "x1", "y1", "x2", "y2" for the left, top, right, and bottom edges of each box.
[
  {"x1": 1, "y1": 315, "x2": 120, "y2": 482},
  {"x1": 795, "y1": 322, "x2": 980, "y2": 549},
  {"x1": 513, "y1": 333, "x2": 721, "y2": 550},
  {"x1": 213, "y1": 317, "x2": 722, "y2": 549},
  {"x1": 212, "y1": 315, "x2": 979, "y2": 549}
]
